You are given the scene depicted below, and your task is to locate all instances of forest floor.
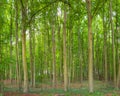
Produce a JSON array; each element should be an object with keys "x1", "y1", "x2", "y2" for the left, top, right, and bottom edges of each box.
[{"x1": 0, "y1": 80, "x2": 120, "y2": 96}]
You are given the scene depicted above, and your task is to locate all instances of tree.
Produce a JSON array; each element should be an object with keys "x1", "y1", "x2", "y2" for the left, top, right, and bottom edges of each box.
[
  {"x1": 21, "y1": 0, "x2": 28, "y2": 92},
  {"x1": 103, "y1": 1, "x2": 108, "y2": 83},
  {"x1": 110, "y1": 0, "x2": 116, "y2": 87},
  {"x1": 78, "y1": 25, "x2": 83, "y2": 83},
  {"x1": 15, "y1": 0, "x2": 21, "y2": 89},
  {"x1": 86, "y1": 0, "x2": 93, "y2": 92},
  {"x1": 63, "y1": 5, "x2": 68, "y2": 91},
  {"x1": 9, "y1": 3, "x2": 13, "y2": 84},
  {"x1": 52, "y1": 18, "x2": 56, "y2": 88},
  {"x1": 117, "y1": 55, "x2": 120, "y2": 88},
  {"x1": 29, "y1": 24, "x2": 34, "y2": 87}
]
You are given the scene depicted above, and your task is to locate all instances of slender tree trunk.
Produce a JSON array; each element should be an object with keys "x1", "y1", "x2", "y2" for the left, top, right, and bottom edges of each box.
[
  {"x1": 86, "y1": 0, "x2": 93, "y2": 92},
  {"x1": 52, "y1": 20, "x2": 56, "y2": 88},
  {"x1": 58, "y1": 24, "x2": 60, "y2": 79},
  {"x1": 43, "y1": 23, "x2": 48, "y2": 87},
  {"x1": 108, "y1": 29, "x2": 112, "y2": 81},
  {"x1": 29, "y1": 25, "x2": 34, "y2": 87},
  {"x1": 117, "y1": 57, "x2": 120, "y2": 88},
  {"x1": 68, "y1": 25, "x2": 72, "y2": 86},
  {"x1": 21, "y1": 0, "x2": 28, "y2": 92},
  {"x1": 63, "y1": 6, "x2": 68, "y2": 91},
  {"x1": 15, "y1": 0, "x2": 20, "y2": 89},
  {"x1": 71, "y1": 30, "x2": 74, "y2": 83},
  {"x1": 78, "y1": 28, "x2": 83, "y2": 83},
  {"x1": 103, "y1": 4, "x2": 108, "y2": 83},
  {"x1": 22, "y1": 29, "x2": 28, "y2": 92},
  {"x1": 10, "y1": 4, "x2": 13, "y2": 84},
  {"x1": 110, "y1": 0, "x2": 116, "y2": 87},
  {"x1": 116, "y1": 0, "x2": 120, "y2": 88},
  {"x1": 33, "y1": 27, "x2": 36, "y2": 88},
  {"x1": 68, "y1": 20, "x2": 73, "y2": 84},
  {"x1": 0, "y1": 35, "x2": 1, "y2": 82},
  {"x1": 58, "y1": 23, "x2": 63, "y2": 82},
  {"x1": 47, "y1": 28, "x2": 52, "y2": 83}
]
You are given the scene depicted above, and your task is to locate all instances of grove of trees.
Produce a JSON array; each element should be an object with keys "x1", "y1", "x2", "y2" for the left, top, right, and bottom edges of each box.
[{"x1": 0, "y1": 0, "x2": 120, "y2": 94}]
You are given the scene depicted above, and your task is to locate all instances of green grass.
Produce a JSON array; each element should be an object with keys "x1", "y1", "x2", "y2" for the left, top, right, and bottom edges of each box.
[
  {"x1": 29, "y1": 87, "x2": 118, "y2": 96},
  {"x1": 2, "y1": 87, "x2": 119, "y2": 96},
  {"x1": 2, "y1": 81, "x2": 120, "y2": 96}
]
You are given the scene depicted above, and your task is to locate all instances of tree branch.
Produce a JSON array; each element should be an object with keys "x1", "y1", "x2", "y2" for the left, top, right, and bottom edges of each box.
[
  {"x1": 20, "y1": 0, "x2": 25, "y2": 10},
  {"x1": 28, "y1": 0, "x2": 73, "y2": 25},
  {"x1": 92, "y1": 0, "x2": 108, "y2": 19},
  {"x1": 28, "y1": 0, "x2": 59, "y2": 25}
]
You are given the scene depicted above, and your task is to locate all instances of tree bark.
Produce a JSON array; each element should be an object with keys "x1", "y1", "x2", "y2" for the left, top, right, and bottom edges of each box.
[
  {"x1": 21, "y1": 0, "x2": 28, "y2": 92},
  {"x1": 10, "y1": 4, "x2": 13, "y2": 84},
  {"x1": 29, "y1": 25, "x2": 34, "y2": 87},
  {"x1": 63, "y1": 6, "x2": 68, "y2": 91},
  {"x1": 15, "y1": 0, "x2": 21, "y2": 89},
  {"x1": 52, "y1": 19, "x2": 56, "y2": 88},
  {"x1": 116, "y1": 0, "x2": 120, "y2": 88},
  {"x1": 33, "y1": 27, "x2": 36, "y2": 88},
  {"x1": 78, "y1": 28, "x2": 83, "y2": 83},
  {"x1": 103, "y1": 3, "x2": 108, "y2": 83},
  {"x1": 110, "y1": 0, "x2": 116, "y2": 87},
  {"x1": 86, "y1": 0, "x2": 93, "y2": 92},
  {"x1": 117, "y1": 49, "x2": 120, "y2": 88}
]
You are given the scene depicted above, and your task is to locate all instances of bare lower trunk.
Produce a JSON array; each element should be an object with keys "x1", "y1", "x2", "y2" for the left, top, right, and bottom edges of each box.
[
  {"x1": 103, "y1": 3, "x2": 108, "y2": 83},
  {"x1": 52, "y1": 20, "x2": 56, "y2": 88},
  {"x1": 63, "y1": 6, "x2": 68, "y2": 91},
  {"x1": 110, "y1": 0, "x2": 116, "y2": 87},
  {"x1": 10, "y1": 4, "x2": 13, "y2": 84},
  {"x1": 21, "y1": 0, "x2": 28, "y2": 92},
  {"x1": 86, "y1": 0, "x2": 93, "y2": 92}
]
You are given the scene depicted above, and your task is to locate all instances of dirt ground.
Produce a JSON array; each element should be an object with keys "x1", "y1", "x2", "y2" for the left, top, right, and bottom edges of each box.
[
  {"x1": 0, "y1": 92, "x2": 39, "y2": 96},
  {"x1": 0, "y1": 91, "x2": 119, "y2": 96},
  {"x1": 0, "y1": 92, "x2": 118, "y2": 96}
]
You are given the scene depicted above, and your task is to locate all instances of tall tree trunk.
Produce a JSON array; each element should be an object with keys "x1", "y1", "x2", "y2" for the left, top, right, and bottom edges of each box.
[
  {"x1": 15, "y1": 0, "x2": 20, "y2": 89},
  {"x1": 116, "y1": 0, "x2": 120, "y2": 88},
  {"x1": 58, "y1": 23, "x2": 63, "y2": 82},
  {"x1": 33, "y1": 26, "x2": 36, "y2": 88},
  {"x1": 22, "y1": 27, "x2": 28, "y2": 92},
  {"x1": 21, "y1": 0, "x2": 28, "y2": 92},
  {"x1": 0, "y1": 35, "x2": 1, "y2": 81},
  {"x1": 110, "y1": 0, "x2": 116, "y2": 87},
  {"x1": 117, "y1": 57, "x2": 120, "y2": 88},
  {"x1": 10, "y1": 4, "x2": 13, "y2": 84},
  {"x1": 29, "y1": 25, "x2": 34, "y2": 87},
  {"x1": 63, "y1": 6, "x2": 68, "y2": 91},
  {"x1": 78, "y1": 28, "x2": 83, "y2": 83},
  {"x1": 68, "y1": 18, "x2": 73, "y2": 84},
  {"x1": 103, "y1": 3, "x2": 108, "y2": 83},
  {"x1": 68, "y1": 25, "x2": 73, "y2": 85},
  {"x1": 86, "y1": 0, "x2": 93, "y2": 92},
  {"x1": 52, "y1": 20, "x2": 56, "y2": 88}
]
